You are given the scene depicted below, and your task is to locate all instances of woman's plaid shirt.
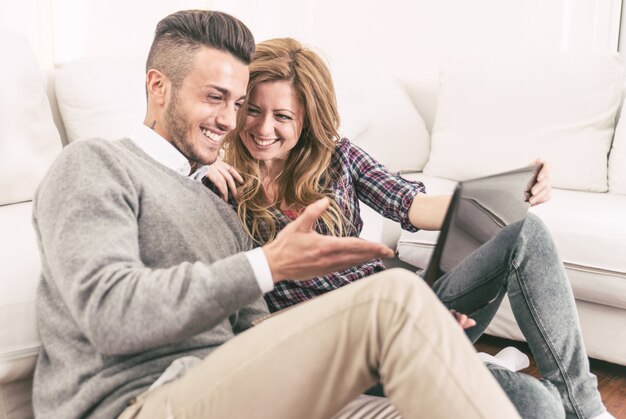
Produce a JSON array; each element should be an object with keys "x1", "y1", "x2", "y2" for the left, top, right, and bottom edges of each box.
[{"x1": 258, "y1": 139, "x2": 426, "y2": 312}]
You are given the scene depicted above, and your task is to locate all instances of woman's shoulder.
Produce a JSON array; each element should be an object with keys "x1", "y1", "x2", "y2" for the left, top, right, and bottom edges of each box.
[
  {"x1": 333, "y1": 137, "x2": 373, "y2": 165},
  {"x1": 333, "y1": 137, "x2": 356, "y2": 159}
]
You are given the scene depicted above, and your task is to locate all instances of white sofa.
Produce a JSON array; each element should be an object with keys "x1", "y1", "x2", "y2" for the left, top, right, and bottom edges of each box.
[{"x1": 2, "y1": 32, "x2": 626, "y2": 418}]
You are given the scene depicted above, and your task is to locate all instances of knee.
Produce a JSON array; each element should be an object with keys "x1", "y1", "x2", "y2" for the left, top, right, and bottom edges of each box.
[
  {"x1": 363, "y1": 268, "x2": 435, "y2": 306},
  {"x1": 371, "y1": 268, "x2": 426, "y2": 292},
  {"x1": 522, "y1": 213, "x2": 551, "y2": 242},
  {"x1": 515, "y1": 213, "x2": 561, "y2": 266}
]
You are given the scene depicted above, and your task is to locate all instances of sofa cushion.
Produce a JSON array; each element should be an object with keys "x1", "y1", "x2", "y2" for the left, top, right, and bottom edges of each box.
[
  {"x1": 423, "y1": 53, "x2": 624, "y2": 192},
  {"x1": 55, "y1": 57, "x2": 146, "y2": 143},
  {"x1": 317, "y1": 58, "x2": 431, "y2": 173},
  {"x1": 0, "y1": 32, "x2": 62, "y2": 206},
  {"x1": 0, "y1": 202, "x2": 41, "y2": 384},
  {"x1": 397, "y1": 174, "x2": 626, "y2": 310},
  {"x1": 608, "y1": 99, "x2": 626, "y2": 194}
]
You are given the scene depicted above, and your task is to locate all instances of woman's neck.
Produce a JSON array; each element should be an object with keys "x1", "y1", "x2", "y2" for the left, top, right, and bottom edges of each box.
[
  {"x1": 261, "y1": 159, "x2": 285, "y2": 180},
  {"x1": 260, "y1": 160, "x2": 286, "y2": 208}
]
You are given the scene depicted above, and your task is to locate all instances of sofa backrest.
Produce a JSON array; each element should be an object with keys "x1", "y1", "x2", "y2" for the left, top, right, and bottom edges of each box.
[
  {"x1": 51, "y1": 52, "x2": 626, "y2": 195},
  {"x1": 422, "y1": 53, "x2": 625, "y2": 193}
]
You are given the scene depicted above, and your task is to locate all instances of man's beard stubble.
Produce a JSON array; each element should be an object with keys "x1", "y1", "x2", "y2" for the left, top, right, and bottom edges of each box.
[{"x1": 164, "y1": 89, "x2": 217, "y2": 166}]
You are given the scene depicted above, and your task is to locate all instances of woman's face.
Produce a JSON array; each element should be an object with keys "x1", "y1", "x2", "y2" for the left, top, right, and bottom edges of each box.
[{"x1": 240, "y1": 80, "x2": 304, "y2": 165}]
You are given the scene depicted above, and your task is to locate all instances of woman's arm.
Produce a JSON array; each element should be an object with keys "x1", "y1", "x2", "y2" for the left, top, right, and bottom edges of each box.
[
  {"x1": 408, "y1": 194, "x2": 451, "y2": 231},
  {"x1": 407, "y1": 160, "x2": 553, "y2": 231},
  {"x1": 342, "y1": 140, "x2": 426, "y2": 232}
]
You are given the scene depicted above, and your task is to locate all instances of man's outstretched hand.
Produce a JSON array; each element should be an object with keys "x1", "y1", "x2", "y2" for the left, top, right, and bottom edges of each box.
[{"x1": 263, "y1": 198, "x2": 395, "y2": 283}]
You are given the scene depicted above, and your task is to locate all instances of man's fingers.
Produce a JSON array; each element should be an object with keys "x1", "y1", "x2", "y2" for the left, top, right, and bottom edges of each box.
[
  {"x1": 320, "y1": 236, "x2": 395, "y2": 260},
  {"x1": 291, "y1": 198, "x2": 331, "y2": 231}
]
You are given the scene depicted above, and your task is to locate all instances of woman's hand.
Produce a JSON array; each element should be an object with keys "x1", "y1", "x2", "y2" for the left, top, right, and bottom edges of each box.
[
  {"x1": 205, "y1": 159, "x2": 244, "y2": 202},
  {"x1": 528, "y1": 159, "x2": 552, "y2": 206},
  {"x1": 450, "y1": 309, "x2": 476, "y2": 330}
]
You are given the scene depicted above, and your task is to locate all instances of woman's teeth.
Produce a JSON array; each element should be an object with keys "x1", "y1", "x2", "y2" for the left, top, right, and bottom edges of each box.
[
  {"x1": 253, "y1": 136, "x2": 278, "y2": 146},
  {"x1": 201, "y1": 128, "x2": 223, "y2": 143}
]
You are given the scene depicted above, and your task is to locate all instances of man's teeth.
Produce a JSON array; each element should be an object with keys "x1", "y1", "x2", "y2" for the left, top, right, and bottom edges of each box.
[
  {"x1": 201, "y1": 128, "x2": 223, "y2": 143},
  {"x1": 253, "y1": 136, "x2": 278, "y2": 146}
]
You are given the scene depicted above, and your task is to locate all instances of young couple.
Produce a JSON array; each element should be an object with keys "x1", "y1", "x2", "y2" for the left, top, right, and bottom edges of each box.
[{"x1": 31, "y1": 9, "x2": 610, "y2": 419}]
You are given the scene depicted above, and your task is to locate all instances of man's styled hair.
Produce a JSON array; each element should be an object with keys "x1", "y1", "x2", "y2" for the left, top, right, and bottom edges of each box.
[{"x1": 146, "y1": 10, "x2": 255, "y2": 88}]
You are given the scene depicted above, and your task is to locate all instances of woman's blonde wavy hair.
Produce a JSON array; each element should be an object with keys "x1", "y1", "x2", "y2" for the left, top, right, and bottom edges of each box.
[{"x1": 222, "y1": 38, "x2": 346, "y2": 245}]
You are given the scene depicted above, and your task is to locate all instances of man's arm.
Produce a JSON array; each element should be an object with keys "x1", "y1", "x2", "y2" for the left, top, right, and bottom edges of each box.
[{"x1": 263, "y1": 198, "x2": 394, "y2": 282}]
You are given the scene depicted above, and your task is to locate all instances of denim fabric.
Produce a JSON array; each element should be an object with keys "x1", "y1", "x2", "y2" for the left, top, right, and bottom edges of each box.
[
  {"x1": 487, "y1": 363, "x2": 565, "y2": 419},
  {"x1": 430, "y1": 214, "x2": 605, "y2": 419}
]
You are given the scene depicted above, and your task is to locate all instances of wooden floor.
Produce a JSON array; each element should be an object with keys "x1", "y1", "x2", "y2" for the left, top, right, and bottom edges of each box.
[{"x1": 476, "y1": 335, "x2": 626, "y2": 418}]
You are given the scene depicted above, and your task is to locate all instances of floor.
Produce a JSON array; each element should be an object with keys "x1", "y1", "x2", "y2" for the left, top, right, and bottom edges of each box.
[{"x1": 476, "y1": 335, "x2": 626, "y2": 419}]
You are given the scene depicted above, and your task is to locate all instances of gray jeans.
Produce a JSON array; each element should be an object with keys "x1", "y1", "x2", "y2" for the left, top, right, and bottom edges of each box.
[{"x1": 431, "y1": 213, "x2": 604, "y2": 419}]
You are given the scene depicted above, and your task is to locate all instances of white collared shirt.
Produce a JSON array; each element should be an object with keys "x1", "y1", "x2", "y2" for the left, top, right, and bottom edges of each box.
[{"x1": 130, "y1": 124, "x2": 274, "y2": 293}]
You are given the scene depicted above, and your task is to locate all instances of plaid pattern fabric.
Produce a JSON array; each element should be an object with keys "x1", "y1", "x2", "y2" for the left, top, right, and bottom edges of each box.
[{"x1": 205, "y1": 138, "x2": 425, "y2": 312}]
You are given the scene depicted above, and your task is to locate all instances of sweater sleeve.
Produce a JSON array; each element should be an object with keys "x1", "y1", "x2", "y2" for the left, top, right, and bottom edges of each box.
[
  {"x1": 341, "y1": 139, "x2": 426, "y2": 232},
  {"x1": 33, "y1": 141, "x2": 264, "y2": 356}
]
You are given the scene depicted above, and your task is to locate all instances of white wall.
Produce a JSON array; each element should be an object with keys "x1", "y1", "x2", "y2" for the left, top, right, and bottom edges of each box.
[
  {"x1": 1, "y1": 0, "x2": 623, "y2": 78},
  {"x1": 1, "y1": 1, "x2": 53, "y2": 68},
  {"x1": 1, "y1": 0, "x2": 211, "y2": 68}
]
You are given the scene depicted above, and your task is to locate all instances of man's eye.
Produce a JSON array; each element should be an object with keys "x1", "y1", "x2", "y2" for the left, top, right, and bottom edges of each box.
[{"x1": 209, "y1": 95, "x2": 222, "y2": 101}]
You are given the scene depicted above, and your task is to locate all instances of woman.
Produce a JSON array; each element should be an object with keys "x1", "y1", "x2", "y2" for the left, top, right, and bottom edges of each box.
[{"x1": 206, "y1": 38, "x2": 611, "y2": 419}]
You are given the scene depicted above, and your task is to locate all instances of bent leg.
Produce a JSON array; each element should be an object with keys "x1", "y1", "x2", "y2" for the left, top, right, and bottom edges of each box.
[
  {"x1": 130, "y1": 269, "x2": 519, "y2": 419},
  {"x1": 432, "y1": 214, "x2": 604, "y2": 418},
  {"x1": 506, "y1": 215, "x2": 603, "y2": 418}
]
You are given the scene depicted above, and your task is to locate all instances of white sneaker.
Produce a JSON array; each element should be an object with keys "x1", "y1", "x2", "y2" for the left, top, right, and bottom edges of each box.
[
  {"x1": 478, "y1": 346, "x2": 530, "y2": 372},
  {"x1": 591, "y1": 411, "x2": 615, "y2": 419}
]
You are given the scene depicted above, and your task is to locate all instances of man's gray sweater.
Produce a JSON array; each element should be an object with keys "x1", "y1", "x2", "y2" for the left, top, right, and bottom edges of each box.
[{"x1": 32, "y1": 138, "x2": 268, "y2": 418}]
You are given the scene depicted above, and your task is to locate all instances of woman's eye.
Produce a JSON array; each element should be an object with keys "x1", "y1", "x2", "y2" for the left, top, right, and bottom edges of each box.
[
  {"x1": 247, "y1": 108, "x2": 259, "y2": 115},
  {"x1": 276, "y1": 114, "x2": 292, "y2": 121}
]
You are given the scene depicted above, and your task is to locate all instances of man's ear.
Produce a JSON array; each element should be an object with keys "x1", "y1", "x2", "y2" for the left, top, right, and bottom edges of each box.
[{"x1": 146, "y1": 69, "x2": 168, "y2": 106}]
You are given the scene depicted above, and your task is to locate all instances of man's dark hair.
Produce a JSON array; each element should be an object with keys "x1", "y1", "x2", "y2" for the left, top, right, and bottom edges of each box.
[{"x1": 146, "y1": 10, "x2": 255, "y2": 88}]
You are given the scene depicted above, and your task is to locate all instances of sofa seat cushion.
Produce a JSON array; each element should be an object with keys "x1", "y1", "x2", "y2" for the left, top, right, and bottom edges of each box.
[
  {"x1": 0, "y1": 202, "x2": 41, "y2": 384},
  {"x1": 396, "y1": 173, "x2": 626, "y2": 310}
]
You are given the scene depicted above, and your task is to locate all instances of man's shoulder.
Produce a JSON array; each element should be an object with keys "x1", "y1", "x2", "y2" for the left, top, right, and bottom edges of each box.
[
  {"x1": 37, "y1": 139, "x2": 134, "y2": 195},
  {"x1": 62, "y1": 138, "x2": 129, "y2": 160},
  {"x1": 52, "y1": 138, "x2": 141, "y2": 177}
]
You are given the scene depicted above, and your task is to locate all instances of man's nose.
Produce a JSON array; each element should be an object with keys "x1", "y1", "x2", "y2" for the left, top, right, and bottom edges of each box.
[{"x1": 215, "y1": 103, "x2": 238, "y2": 132}]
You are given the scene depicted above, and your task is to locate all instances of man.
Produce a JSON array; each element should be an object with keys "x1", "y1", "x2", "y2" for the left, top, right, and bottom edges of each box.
[{"x1": 32, "y1": 10, "x2": 519, "y2": 418}]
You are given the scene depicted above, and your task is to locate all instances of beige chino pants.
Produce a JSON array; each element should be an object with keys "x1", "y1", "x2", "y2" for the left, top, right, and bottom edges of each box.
[{"x1": 119, "y1": 268, "x2": 519, "y2": 419}]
